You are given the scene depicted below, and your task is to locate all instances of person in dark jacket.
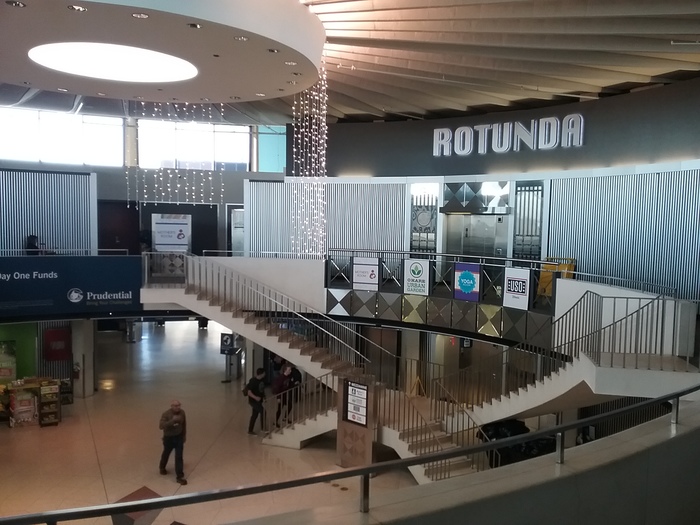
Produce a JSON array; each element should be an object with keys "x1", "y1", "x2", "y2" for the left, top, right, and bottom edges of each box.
[
  {"x1": 158, "y1": 400, "x2": 187, "y2": 485},
  {"x1": 246, "y1": 368, "x2": 266, "y2": 435},
  {"x1": 272, "y1": 364, "x2": 295, "y2": 427}
]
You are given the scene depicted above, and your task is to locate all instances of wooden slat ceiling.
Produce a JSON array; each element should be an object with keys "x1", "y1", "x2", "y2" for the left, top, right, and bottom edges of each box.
[{"x1": 1, "y1": 0, "x2": 700, "y2": 124}]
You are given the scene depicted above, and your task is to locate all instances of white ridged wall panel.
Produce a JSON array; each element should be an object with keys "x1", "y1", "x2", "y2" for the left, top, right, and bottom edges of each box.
[
  {"x1": 0, "y1": 170, "x2": 95, "y2": 253},
  {"x1": 549, "y1": 171, "x2": 700, "y2": 300},
  {"x1": 248, "y1": 181, "x2": 406, "y2": 255}
]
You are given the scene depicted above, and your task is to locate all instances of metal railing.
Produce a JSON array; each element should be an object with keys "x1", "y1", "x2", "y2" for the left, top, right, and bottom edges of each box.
[
  {"x1": 0, "y1": 248, "x2": 130, "y2": 256},
  {"x1": 3, "y1": 382, "x2": 698, "y2": 525},
  {"x1": 326, "y1": 248, "x2": 677, "y2": 299}
]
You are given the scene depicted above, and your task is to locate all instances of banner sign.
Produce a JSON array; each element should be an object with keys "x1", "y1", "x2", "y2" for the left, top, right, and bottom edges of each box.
[
  {"x1": 352, "y1": 257, "x2": 379, "y2": 291},
  {"x1": 454, "y1": 262, "x2": 480, "y2": 301},
  {"x1": 152, "y1": 214, "x2": 191, "y2": 252},
  {"x1": 0, "y1": 257, "x2": 142, "y2": 319},
  {"x1": 503, "y1": 267, "x2": 532, "y2": 310},
  {"x1": 220, "y1": 333, "x2": 237, "y2": 356},
  {"x1": 403, "y1": 259, "x2": 429, "y2": 296}
]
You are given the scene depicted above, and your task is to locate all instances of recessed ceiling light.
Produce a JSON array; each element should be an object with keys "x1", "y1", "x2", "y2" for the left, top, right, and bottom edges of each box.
[
  {"x1": 135, "y1": 96, "x2": 144, "y2": 100},
  {"x1": 201, "y1": 97, "x2": 210, "y2": 102},
  {"x1": 231, "y1": 96, "x2": 241, "y2": 100},
  {"x1": 57, "y1": 88, "x2": 68, "y2": 92},
  {"x1": 187, "y1": 23, "x2": 202, "y2": 29},
  {"x1": 157, "y1": 88, "x2": 163, "y2": 91},
  {"x1": 268, "y1": 49, "x2": 279, "y2": 53},
  {"x1": 132, "y1": 13, "x2": 148, "y2": 19},
  {"x1": 278, "y1": 89, "x2": 285, "y2": 92},
  {"x1": 287, "y1": 80, "x2": 297, "y2": 85},
  {"x1": 22, "y1": 81, "x2": 30, "y2": 85},
  {"x1": 97, "y1": 92, "x2": 106, "y2": 96},
  {"x1": 256, "y1": 93, "x2": 266, "y2": 97},
  {"x1": 5, "y1": 1, "x2": 26, "y2": 7},
  {"x1": 284, "y1": 61, "x2": 297, "y2": 66},
  {"x1": 234, "y1": 36, "x2": 248, "y2": 42},
  {"x1": 213, "y1": 54, "x2": 220, "y2": 58},
  {"x1": 28, "y1": 42, "x2": 198, "y2": 83},
  {"x1": 291, "y1": 72, "x2": 302, "y2": 76},
  {"x1": 67, "y1": 5, "x2": 87, "y2": 12}
]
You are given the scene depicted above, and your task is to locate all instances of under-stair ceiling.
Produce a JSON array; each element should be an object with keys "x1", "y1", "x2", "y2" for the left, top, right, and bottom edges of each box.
[{"x1": 1, "y1": 0, "x2": 700, "y2": 125}]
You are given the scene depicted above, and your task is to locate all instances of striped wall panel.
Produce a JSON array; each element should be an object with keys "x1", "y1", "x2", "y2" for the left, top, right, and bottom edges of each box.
[
  {"x1": 248, "y1": 181, "x2": 406, "y2": 255},
  {"x1": 0, "y1": 169, "x2": 95, "y2": 254},
  {"x1": 37, "y1": 320, "x2": 72, "y2": 380},
  {"x1": 549, "y1": 171, "x2": 700, "y2": 300}
]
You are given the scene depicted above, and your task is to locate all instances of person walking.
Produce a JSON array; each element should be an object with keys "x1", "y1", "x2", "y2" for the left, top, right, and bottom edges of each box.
[
  {"x1": 158, "y1": 400, "x2": 187, "y2": 485},
  {"x1": 246, "y1": 368, "x2": 266, "y2": 435},
  {"x1": 272, "y1": 364, "x2": 294, "y2": 427}
]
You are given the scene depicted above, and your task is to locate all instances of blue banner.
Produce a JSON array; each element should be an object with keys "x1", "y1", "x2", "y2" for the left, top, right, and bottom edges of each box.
[
  {"x1": 454, "y1": 262, "x2": 481, "y2": 302},
  {"x1": 0, "y1": 256, "x2": 142, "y2": 319}
]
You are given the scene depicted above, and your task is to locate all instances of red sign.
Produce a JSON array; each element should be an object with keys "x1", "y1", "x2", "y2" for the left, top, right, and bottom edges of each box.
[{"x1": 43, "y1": 328, "x2": 72, "y2": 361}]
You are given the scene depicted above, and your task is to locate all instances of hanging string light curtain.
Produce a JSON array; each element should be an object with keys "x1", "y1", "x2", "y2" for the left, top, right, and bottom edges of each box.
[{"x1": 291, "y1": 63, "x2": 328, "y2": 257}]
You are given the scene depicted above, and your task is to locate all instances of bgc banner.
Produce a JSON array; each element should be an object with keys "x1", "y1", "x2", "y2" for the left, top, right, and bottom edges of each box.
[
  {"x1": 0, "y1": 256, "x2": 142, "y2": 319},
  {"x1": 454, "y1": 262, "x2": 480, "y2": 301}
]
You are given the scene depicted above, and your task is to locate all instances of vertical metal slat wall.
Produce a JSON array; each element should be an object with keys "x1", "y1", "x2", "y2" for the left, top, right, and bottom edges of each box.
[
  {"x1": 0, "y1": 170, "x2": 94, "y2": 253},
  {"x1": 548, "y1": 170, "x2": 700, "y2": 300},
  {"x1": 248, "y1": 181, "x2": 406, "y2": 255},
  {"x1": 513, "y1": 181, "x2": 543, "y2": 260}
]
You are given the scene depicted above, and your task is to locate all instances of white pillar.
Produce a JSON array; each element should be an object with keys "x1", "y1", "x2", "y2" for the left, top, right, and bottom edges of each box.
[{"x1": 71, "y1": 320, "x2": 95, "y2": 398}]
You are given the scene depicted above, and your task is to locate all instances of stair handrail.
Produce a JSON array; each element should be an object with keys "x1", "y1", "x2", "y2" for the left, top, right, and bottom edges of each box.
[
  {"x1": 188, "y1": 254, "x2": 399, "y2": 362},
  {"x1": 377, "y1": 387, "x2": 452, "y2": 481},
  {"x1": 431, "y1": 379, "x2": 501, "y2": 471}
]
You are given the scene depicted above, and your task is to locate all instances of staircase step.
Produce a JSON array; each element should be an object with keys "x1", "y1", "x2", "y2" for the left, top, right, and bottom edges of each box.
[
  {"x1": 423, "y1": 457, "x2": 474, "y2": 478},
  {"x1": 407, "y1": 433, "x2": 455, "y2": 453},
  {"x1": 399, "y1": 421, "x2": 443, "y2": 440},
  {"x1": 325, "y1": 359, "x2": 352, "y2": 371},
  {"x1": 300, "y1": 345, "x2": 326, "y2": 356},
  {"x1": 309, "y1": 350, "x2": 331, "y2": 362}
]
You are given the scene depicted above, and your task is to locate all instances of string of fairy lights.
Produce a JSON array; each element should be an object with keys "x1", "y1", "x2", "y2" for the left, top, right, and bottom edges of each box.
[
  {"x1": 291, "y1": 62, "x2": 328, "y2": 257},
  {"x1": 124, "y1": 101, "x2": 230, "y2": 208}
]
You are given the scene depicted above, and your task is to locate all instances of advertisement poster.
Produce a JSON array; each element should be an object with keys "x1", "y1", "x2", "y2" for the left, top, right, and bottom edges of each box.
[
  {"x1": 352, "y1": 257, "x2": 379, "y2": 291},
  {"x1": 503, "y1": 267, "x2": 531, "y2": 310},
  {"x1": 454, "y1": 262, "x2": 480, "y2": 301},
  {"x1": 43, "y1": 328, "x2": 72, "y2": 361},
  {"x1": 152, "y1": 214, "x2": 191, "y2": 252},
  {"x1": 403, "y1": 259, "x2": 430, "y2": 296},
  {"x1": 0, "y1": 257, "x2": 142, "y2": 319}
]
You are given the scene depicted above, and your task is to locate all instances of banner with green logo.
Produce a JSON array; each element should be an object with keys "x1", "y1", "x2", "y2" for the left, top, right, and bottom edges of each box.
[{"x1": 403, "y1": 259, "x2": 429, "y2": 296}]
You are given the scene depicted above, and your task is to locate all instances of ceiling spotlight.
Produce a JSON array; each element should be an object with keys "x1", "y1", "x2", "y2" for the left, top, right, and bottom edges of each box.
[
  {"x1": 234, "y1": 36, "x2": 248, "y2": 42},
  {"x1": 287, "y1": 80, "x2": 298, "y2": 85},
  {"x1": 22, "y1": 81, "x2": 30, "y2": 85},
  {"x1": 132, "y1": 13, "x2": 149, "y2": 19},
  {"x1": 5, "y1": 1, "x2": 26, "y2": 7},
  {"x1": 255, "y1": 93, "x2": 266, "y2": 97},
  {"x1": 67, "y1": 5, "x2": 87, "y2": 12},
  {"x1": 231, "y1": 96, "x2": 241, "y2": 100},
  {"x1": 285, "y1": 61, "x2": 297, "y2": 66},
  {"x1": 187, "y1": 23, "x2": 202, "y2": 29},
  {"x1": 135, "y1": 96, "x2": 144, "y2": 100},
  {"x1": 268, "y1": 49, "x2": 279, "y2": 53},
  {"x1": 201, "y1": 97, "x2": 210, "y2": 101},
  {"x1": 278, "y1": 89, "x2": 285, "y2": 92},
  {"x1": 291, "y1": 72, "x2": 302, "y2": 76},
  {"x1": 57, "y1": 88, "x2": 68, "y2": 92},
  {"x1": 97, "y1": 92, "x2": 106, "y2": 96}
]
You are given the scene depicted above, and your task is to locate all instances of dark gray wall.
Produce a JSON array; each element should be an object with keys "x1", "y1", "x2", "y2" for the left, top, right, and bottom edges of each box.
[{"x1": 326, "y1": 78, "x2": 700, "y2": 177}]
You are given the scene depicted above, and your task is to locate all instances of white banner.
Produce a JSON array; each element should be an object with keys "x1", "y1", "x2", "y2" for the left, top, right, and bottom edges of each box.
[
  {"x1": 503, "y1": 267, "x2": 531, "y2": 310},
  {"x1": 353, "y1": 257, "x2": 379, "y2": 291},
  {"x1": 152, "y1": 214, "x2": 191, "y2": 253},
  {"x1": 403, "y1": 259, "x2": 429, "y2": 296}
]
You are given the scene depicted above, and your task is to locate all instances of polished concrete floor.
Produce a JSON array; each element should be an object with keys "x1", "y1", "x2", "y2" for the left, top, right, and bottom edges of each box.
[{"x1": 0, "y1": 321, "x2": 415, "y2": 525}]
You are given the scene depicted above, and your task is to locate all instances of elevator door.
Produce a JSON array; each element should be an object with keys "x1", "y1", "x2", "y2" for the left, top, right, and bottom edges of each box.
[{"x1": 445, "y1": 214, "x2": 508, "y2": 257}]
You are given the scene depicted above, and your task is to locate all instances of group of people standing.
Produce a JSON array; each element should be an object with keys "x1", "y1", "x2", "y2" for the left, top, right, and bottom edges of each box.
[
  {"x1": 157, "y1": 355, "x2": 303, "y2": 485},
  {"x1": 246, "y1": 356, "x2": 302, "y2": 435}
]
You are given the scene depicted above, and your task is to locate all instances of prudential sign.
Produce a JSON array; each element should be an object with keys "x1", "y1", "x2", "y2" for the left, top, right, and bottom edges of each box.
[{"x1": 403, "y1": 259, "x2": 429, "y2": 296}]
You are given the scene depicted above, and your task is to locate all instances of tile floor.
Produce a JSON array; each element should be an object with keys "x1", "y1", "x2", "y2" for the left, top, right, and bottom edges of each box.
[{"x1": 0, "y1": 321, "x2": 416, "y2": 525}]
